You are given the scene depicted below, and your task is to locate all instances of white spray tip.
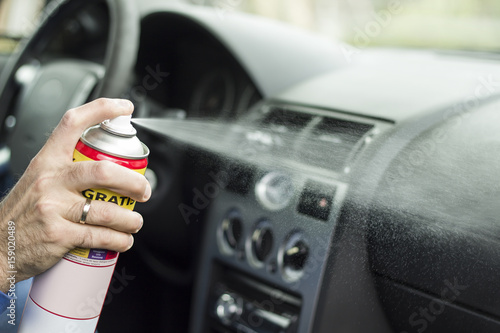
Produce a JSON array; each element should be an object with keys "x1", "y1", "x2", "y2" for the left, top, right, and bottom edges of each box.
[
  {"x1": 110, "y1": 115, "x2": 132, "y2": 131},
  {"x1": 101, "y1": 115, "x2": 137, "y2": 136}
]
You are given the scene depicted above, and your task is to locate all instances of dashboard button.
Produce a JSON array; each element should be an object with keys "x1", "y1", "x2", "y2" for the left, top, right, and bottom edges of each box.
[{"x1": 297, "y1": 181, "x2": 336, "y2": 221}]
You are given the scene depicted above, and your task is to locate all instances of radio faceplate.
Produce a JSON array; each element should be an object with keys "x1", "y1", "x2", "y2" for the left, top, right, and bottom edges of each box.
[{"x1": 208, "y1": 263, "x2": 301, "y2": 333}]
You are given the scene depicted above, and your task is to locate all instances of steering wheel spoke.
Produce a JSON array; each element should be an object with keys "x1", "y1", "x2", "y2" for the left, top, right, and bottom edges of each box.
[
  {"x1": 0, "y1": 0, "x2": 139, "y2": 173},
  {"x1": 7, "y1": 60, "x2": 105, "y2": 172}
]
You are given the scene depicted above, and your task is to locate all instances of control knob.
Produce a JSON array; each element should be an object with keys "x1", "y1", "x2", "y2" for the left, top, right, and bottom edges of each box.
[
  {"x1": 279, "y1": 232, "x2": 309, "y2": 282},
  {"x1": 215, "y1": 293, "x2": 243, "y2": 326}
]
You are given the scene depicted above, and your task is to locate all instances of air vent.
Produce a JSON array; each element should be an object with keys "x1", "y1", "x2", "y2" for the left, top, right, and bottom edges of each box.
[
  {"x1": 316, "y1": 118, "x2": 373, "y2": 144},
  {"x1": 261, "y1": 108, "x2": 313, "y2": 133},
  {"x1": 299, "y1": 117, "x2": 373, "y2": 171},
  {"x1": 249, "y1": 105, "x2": 376, "y2": 172}
]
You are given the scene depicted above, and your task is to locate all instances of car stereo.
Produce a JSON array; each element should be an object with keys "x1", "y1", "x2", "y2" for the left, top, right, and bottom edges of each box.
[{"x1": 207, "y1": 263, "x2": 301, "y2": 333}]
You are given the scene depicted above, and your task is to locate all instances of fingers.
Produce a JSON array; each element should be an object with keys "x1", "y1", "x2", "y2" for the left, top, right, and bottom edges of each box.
[
  {"x1": 68, "y1": 160, "x2": 151, "y2": 202},
  {"x1": 63, "y1": 194, "x2": 142, "y2": 252},
  {"x1": 67, "y1": 223, "x2": 135, "y2": 253},
  {"x1": 68, "y1": 197, "x2": 143, "y2": 234},
  {"x1": 43, "y1": 98, "x2": 134, "y2": 159}
]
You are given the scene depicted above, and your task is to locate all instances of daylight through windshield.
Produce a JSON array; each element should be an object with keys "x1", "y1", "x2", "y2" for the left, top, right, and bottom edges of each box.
[{"x1": 190, "y1": 0, "x2": 500, "y2": 52}]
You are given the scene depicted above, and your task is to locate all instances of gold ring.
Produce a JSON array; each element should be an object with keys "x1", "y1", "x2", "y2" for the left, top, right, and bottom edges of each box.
[{"x1": 79, "y1": 198, "x2": 92, "y2": 224}]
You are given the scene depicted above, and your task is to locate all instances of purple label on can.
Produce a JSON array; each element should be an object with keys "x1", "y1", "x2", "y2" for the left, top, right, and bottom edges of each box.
[{"x1": 88, "y1": 249, "x2": 107, "y2": 260}]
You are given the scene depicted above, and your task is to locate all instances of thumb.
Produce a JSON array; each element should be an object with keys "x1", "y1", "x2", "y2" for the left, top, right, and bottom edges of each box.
[{"x1": 42, "y1": 98, "x2": 134, "y2": 160}]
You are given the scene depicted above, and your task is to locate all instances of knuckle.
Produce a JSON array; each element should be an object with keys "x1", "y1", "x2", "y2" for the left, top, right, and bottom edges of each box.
[
  {"x1": 65, "y1": 163, "x2": 81, "y2": 183},
  {"x1": 98, "y1": 204, "x2": 115, "y2": 225},
  {"x1": 33, "y1": 177, "x2": 53, "y2": 195},
  {"x1": 99, "y1": 230, "x2": 123, "y2": 250},
  {"x1": 60, "y1": 108, "x2": 80, "y2": 130},
  {"x1": 92, "y1": 161, "x2": 114, "y2": 184},
  {"x1": 67, "y1": 162, "x2": 92, "y2": 185},
  {"x1": 44, "y1": 221, "x2": 64, "y2": 243},
  {"x1": 70, "y1": 199, "x2": 84, "y2": 222},
  {"x1": 79, "y1": 229, "x2": 95, "y2": 248},
  {"x1": 34, "y1": 197, "x2": 55, "y2": 217},
  {"x1": 100, "y1": 235, "x2": 113, "y2": 249},
  {"x1": 94, "y1": 98, "x2": 112, "y2": 110}
]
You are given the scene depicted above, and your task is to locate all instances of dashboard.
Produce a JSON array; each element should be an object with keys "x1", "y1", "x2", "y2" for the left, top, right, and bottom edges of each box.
[
  {"x1": 107, "y1": 3, "x2": 500, "y2": 333},
  {"x1": 4, "y1": 1, "x2": 500, "y2": 333}
]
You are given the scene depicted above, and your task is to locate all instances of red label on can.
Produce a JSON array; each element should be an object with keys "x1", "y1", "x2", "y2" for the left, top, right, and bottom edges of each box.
[{"x1": 75, "y1": 141, "x2": 148, "y2": 169}]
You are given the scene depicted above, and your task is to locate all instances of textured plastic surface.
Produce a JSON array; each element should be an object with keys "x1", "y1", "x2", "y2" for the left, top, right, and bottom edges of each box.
[{"x1": 369, "y1": 98, "x2": 500, "y2": 320}]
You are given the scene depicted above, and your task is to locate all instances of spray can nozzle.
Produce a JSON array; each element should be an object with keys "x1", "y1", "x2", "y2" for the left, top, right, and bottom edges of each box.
[{"x1": 100, "y1": 115, "x2": 137, "y2": 137}]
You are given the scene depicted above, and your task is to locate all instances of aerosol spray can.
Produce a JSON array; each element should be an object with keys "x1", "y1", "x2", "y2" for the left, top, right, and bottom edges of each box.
[{"x1": 19, "y1": 115, "x2": 149, "y2": 332}]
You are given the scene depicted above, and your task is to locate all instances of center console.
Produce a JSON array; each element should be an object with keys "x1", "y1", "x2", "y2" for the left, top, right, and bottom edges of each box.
[{"x1": 189, "y1": 102, "x2": 389, "y2": 332}]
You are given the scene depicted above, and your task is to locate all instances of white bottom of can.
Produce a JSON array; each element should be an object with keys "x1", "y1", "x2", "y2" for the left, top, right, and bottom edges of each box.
[{"x1": 18, "y1": 297, "x2": 98, "y2": 333}]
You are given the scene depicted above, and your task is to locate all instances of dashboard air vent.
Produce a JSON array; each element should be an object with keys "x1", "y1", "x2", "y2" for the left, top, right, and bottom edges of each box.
[
  {"x1": 299, "y1": 117, "x2": 373, "y2": 171},
  {"x1": 261, "y1": 108, "x2": 313, "y2": 132}
]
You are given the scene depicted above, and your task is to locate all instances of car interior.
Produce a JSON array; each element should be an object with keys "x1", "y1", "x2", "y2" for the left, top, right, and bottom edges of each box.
[{"x1": 0, "y1": 0, "x2": 500, "y2": 332}]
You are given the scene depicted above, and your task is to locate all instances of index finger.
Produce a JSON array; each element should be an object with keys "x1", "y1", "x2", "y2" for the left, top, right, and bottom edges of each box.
[{"x1": 42, "y1": 98, "x2": 134, "y2": 159}]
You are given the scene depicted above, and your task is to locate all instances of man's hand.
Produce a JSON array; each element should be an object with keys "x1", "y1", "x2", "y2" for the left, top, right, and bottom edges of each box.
[{"x1": 0, "y1": 99, "x2": 151, "y2": 292}]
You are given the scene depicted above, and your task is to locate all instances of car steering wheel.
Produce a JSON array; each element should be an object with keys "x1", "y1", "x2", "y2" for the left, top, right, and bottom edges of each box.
[{"x1": 0, "y1": 0, "x2": 139, "y2": 174}]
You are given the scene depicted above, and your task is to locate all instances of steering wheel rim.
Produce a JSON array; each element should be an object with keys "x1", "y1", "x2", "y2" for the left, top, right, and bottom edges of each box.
[{"x1": 0, "y1": 0, "x2": 139, "y2": 173}]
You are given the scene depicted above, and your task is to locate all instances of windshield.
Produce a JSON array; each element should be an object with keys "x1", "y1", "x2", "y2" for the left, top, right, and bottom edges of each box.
[
  {"x1": 1, "y1": 0, "x2": 498, "y2": 53},
  {"x1": 190, "y1": 0, "x2": 500, "y2": 53}
]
